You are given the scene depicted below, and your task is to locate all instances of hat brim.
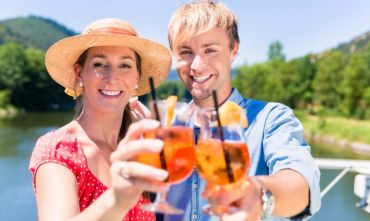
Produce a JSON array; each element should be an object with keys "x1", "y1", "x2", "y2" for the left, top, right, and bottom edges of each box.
[{"x1": 45, "y1": 33, "x2": 172, "y2": 97}]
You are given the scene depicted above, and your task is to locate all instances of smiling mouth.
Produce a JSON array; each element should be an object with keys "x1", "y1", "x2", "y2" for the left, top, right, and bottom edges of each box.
[
  {"x1": 99, "y1": 89, "x2": 123, "y2": 97},
  {"x1": 192, "y1": 75, "x2": 212, "y2": 83}
]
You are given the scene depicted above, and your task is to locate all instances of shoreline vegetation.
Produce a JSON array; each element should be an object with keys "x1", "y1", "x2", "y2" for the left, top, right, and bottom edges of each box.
[
  {"x1": 2, "y1": 108, "x2": 370, "y2": 159},
  {"x1": 295, "y1": 111, "x2": 370, "y2": 159},
  {"x1": 0, "y1": 106, "x2": 21, "y2": 119}
]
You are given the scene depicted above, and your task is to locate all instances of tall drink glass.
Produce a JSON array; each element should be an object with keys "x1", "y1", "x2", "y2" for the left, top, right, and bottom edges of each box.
[
  {"x1": 137, "y1": 99, "x2": 196, "y2": 214},
  {"x1": 195, "y1": 106, "x2": 250, "y2": 215}
]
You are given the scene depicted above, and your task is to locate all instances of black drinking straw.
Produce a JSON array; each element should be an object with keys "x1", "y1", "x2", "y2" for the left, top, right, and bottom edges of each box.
[
  {"x1": 149, "y1": 77, "x2": 168, "y2": 174},
  {"x1": 212, "y1": 90, "x2": 235, "y2": 183}
]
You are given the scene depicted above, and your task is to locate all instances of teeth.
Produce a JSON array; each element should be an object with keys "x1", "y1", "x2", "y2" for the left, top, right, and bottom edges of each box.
[
  {"x1": 100, "y1": 90, "x2": 121, "y2": 96},
  {"x1": 193, "y1": 75, "x2": 211, "y2": 83}
]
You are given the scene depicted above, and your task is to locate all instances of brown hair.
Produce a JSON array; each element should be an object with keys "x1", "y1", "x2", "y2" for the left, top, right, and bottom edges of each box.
[{"x1": 168, "y1": 0, "x2": 239, "y2": 51}]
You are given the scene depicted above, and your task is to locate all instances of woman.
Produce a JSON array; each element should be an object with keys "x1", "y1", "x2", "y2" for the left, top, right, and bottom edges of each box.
[{"x1": 29, "y1": 18, "x2": 172, "y2": 221}]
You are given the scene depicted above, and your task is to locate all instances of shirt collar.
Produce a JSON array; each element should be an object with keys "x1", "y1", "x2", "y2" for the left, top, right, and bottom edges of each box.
[
  {"x1": 189, "y1": 88, "x2": 245, "y2": 108},
  {"x1": 225, "y1": 88, "x2": 245, "y2": 105}
]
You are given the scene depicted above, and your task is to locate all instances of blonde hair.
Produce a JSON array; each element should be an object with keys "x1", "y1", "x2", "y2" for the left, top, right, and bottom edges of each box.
[{"x1": 168, "y1": 0, "x2": 239, "y2": 51}]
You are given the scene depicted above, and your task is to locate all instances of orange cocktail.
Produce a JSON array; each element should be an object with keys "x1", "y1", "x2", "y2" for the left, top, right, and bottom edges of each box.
[
  {"x1": 137, "y1": 126, "x2": 195, "y2": 183},
  {"x1": 195, "y1": 101, "x2": 250, "y2": 185},
  {"x1": 196, "y1": 139, "x2": 250, "y2": 185},
  {"x1": 138, "y1": 96, "x2": 196, "y2": 215}
]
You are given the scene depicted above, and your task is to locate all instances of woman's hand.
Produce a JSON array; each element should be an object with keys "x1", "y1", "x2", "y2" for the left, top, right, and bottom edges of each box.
[
  {"x1": 109, "y1": 119, "x2": 168, "y2": 209},
  {"x1": 129, "y1": 97, "x2": 151, "y2": 121}
]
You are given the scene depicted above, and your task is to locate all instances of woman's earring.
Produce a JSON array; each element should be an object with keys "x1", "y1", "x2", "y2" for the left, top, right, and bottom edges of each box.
[
  {"x1": 79, "y1": 81, "x2": 84, "y2": 87},
  {"x1": 135, "y1": 84, "x2": 138, "y2": 89}
]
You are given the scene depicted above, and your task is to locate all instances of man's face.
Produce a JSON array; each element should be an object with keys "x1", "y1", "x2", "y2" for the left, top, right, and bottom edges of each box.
[{"x1": 173, "y1": 28, "x2": 238, "y2": 107}]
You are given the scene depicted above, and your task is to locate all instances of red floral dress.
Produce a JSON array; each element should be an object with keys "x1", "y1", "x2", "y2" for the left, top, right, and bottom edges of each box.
[{"x1": 29, "y1": 130, "x2": 155, "y2": 221}]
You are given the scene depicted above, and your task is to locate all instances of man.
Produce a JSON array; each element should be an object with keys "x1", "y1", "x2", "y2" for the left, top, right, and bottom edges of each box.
[{"x1": 163, "y1": 1, "x2": 321, "y2": 220}]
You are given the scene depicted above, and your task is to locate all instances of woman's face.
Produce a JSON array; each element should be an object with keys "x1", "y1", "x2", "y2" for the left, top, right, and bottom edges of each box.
[{"x1": 76, "y1": 46, "x2": 140, "y2": 115}]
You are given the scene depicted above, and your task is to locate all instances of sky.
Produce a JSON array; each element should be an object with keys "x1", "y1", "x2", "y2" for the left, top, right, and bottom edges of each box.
[{"x1": 1, "y1": 0, "x2": 370, "y2": 68}]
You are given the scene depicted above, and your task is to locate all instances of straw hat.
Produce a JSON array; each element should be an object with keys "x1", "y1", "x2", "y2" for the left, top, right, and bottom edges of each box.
[{"x1": 45, "y1": 18, "x2": 172, "y2": 98}]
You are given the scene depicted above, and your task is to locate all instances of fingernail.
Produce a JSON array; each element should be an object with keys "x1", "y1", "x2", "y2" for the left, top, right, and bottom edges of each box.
[
  {"x1": 151, "y1": 140, "x2": 163, "y2": 151},
  {"x1": 147, "y1": 119, "x2": 160, "y2": 127},
  {"x1": 156, "y1": 170, "x2": 168, "y2": 181}
]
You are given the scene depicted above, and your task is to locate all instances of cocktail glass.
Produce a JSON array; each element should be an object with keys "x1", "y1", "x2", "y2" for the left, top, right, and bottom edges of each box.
[
  {"x1": 138, "y1": 99, "x2": 196, "y2": 214},
  {"x1": 195, "y1": 106, "x2": 250, "y2": 215}
]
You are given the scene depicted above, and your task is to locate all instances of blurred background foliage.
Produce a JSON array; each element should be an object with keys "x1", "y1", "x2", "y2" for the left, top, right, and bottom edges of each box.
[{"x1": 1, "y1": 16, "x2": 370, "y2": 121}]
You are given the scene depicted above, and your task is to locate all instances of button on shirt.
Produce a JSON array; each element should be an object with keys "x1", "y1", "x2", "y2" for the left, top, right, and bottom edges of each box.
[{"x1": 163, "y1": 88, "x2": 321, "y2": 221}]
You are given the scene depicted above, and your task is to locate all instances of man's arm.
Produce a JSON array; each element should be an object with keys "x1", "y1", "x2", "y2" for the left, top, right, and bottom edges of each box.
[
  {"x1": 204, "y1": 103, "x2": 321, "y2": 220},
  {"x1": 255, "y1": 169, "x2": 309, "y2": 217},
  {"x1": 261, "y1": 103, "x2": 321, "y2": 218}
]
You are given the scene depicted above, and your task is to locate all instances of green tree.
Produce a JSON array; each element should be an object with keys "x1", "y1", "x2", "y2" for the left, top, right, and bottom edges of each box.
[
  {"x1": 354, "y1": 44, "x2": 370, "y2": 119},
  {"x1": 284, "y1": 55, "x2": 317, "y2": 109},
  {"x1": 362, "y1": 87, "x2": 370, "y2": 119},
  {"x1": 233, "y1": 63, "x2": 269, "y2": 100},
  {"x1": 0, "y1": 42, "x2": 28, "y2": 90},
  {"x1": 313, "y1": 51, "x2": 345, "y2": 110},
  {"x1": 156, "y1": 80, "x2": 191, "y2": 101},
  {"x1": 11, "y1": 48, "x2": 72, "y2": 110},
  {"x1": 340, "y1": 53, "x2": 369, "y2": 118},
  {"x1": 264, "y1": 59, "x2": 287, "y2": 103},
  {"x1": 235, "y1": 42, "x2": 289, "y2": 104},
  {"x1": 0, "y1": 89, "x2": 11, "y2": 108},
  {"x1": 139, "y1": 80, "x2": 191, "y2": 105},
  {"x1": 234, "y1": 60, "x2": 288, "y2": 104},
  {"x1": 268, "y1": 41, "x2": 286, "y2": 61}
]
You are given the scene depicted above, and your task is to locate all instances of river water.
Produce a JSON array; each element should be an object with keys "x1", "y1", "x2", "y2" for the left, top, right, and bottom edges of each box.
[{"x1": 0, "y1": 112, "x2": 369, "y2": 220}]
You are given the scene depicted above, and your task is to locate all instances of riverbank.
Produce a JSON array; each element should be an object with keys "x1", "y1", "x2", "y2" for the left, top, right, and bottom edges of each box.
[
  {"x1": 0, "y1": 106, "x2": 21, "y2": 119},
  {"x1": 296, "y1": 111, "x2": 370, "y2": 158},
  {"x1": 308, "y1": 138, "x2": 370, "y2": 160},
  {"x1": 3, "y1": 108, "x2": 370, "y2": 158}
]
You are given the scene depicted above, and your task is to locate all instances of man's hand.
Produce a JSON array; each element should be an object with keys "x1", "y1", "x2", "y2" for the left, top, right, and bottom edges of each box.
[
  {"x1": 202, "y1": 178, "x2": 263, "y2": 221},
  {"x1": 203, "y1": 169, "x2": 310, "y2": 220}
]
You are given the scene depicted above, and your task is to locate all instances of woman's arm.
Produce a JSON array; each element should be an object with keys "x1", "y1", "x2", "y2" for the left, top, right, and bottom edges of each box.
[
  {"x1": 35, "y1": 119, "x2": 168, "y2": 221},
  {"x1": 35, "y1": 163, "x2": 129, "y2": 221}
]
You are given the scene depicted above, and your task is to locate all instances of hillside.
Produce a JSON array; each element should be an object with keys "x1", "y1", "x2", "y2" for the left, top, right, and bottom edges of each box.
[
  {"x1": 335, "y1": 30, "x2": 370, "y2": 55},
  {"x1": 1, "y1": 15, "x2": 369, "y2": 57},
  {"x1": 0, "y1": 15, "x2": 76, "y2": 50}
]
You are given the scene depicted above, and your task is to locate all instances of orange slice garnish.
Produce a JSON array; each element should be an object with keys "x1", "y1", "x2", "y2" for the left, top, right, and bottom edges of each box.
[
  {"x1": 219, "y1": 101, "x2": 248, "y2": 127},
  {"x1": 165, "y1": 95, "x2": 178, "y2": 126}
]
